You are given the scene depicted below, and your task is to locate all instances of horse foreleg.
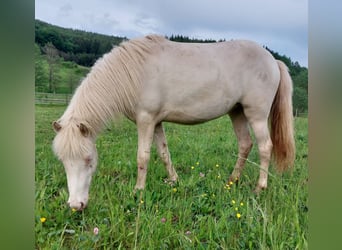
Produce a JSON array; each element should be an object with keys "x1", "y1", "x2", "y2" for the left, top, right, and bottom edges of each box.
[
  {"x1": 154, "y1": 123, "x2": 178, "y2": 183},
  {"x1": 135, "y1": 118, "x2": 155, "y2": 191},
  {"x1": 249, "y1": 119, "x2": 273, "y2": 193},
  {"x1": 228, "y1": 110, "x2": 253, "y2": 183}
]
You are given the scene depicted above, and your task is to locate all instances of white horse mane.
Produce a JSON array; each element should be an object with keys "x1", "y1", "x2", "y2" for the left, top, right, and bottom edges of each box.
[{"x1": 53, "y1": 35, "x2": 165, "y2": 159}]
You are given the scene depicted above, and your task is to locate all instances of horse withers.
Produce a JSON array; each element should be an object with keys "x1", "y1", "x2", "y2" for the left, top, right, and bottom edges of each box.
[{"x1": 52, "y1": 35, "x2": 295, "y2": 211}]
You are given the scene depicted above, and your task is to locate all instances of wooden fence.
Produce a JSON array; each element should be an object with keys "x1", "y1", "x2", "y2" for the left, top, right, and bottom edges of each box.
[
  {"x1": 35, "y1": 92, "x2": 72, "y2": 105},
  {"x1": 294, "y1": 109, "x2": 308, "y2": 118}
]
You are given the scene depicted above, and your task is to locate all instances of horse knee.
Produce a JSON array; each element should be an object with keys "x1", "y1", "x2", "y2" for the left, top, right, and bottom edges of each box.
[
  {"x1": 160, "y1": 153, "x2": 171, "y2": 165},
  {"x1": 137, "y1": 150, "x2": 151, "y2": 166}
]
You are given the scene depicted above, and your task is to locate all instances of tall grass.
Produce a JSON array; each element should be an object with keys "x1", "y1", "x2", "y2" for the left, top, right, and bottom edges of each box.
[{"x1": 35, "y1": 105, "x2": 308, "y2": 249}]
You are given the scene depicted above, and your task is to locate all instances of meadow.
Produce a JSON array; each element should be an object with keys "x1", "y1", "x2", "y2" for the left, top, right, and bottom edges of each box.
[{"x1": 35, "y1": 105, "x2": 308, "y2": 249}]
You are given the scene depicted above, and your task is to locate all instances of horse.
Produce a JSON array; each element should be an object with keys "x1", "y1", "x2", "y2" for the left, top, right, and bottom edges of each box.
[{"x1": 52, "y1": 35, "x2": 295, "y2": 211}]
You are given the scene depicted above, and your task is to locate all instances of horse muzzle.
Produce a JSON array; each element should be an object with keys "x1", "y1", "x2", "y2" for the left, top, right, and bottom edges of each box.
[{"x1": 68, "y1": 198, "x2": 88, "y2": 211}]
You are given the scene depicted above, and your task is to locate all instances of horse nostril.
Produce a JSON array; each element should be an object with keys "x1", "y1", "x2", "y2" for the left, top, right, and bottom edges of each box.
[{"x1": 68, "y1": 201, "x2": 86, "y2": 211}]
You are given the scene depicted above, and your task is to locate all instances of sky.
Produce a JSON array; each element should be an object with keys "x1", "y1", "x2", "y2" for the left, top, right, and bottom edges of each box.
[{"x1": 35, "y1": 0, "x2": 308, "y2": 67}]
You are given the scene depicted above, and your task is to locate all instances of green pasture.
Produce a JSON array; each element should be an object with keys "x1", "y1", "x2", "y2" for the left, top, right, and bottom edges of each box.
[{"x1": 35, "y1": 105, "x2": 308, "y2": 249}]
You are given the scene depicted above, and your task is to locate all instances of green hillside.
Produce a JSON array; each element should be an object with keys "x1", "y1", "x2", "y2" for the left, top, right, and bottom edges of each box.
[
  {"x1": 35, "y1": 20, "x2": 307, "y2": 114},
  {"x1": 35, "y1": 20, "x2": 126, "y2": 66},
  {"x1": 35, "y1": 19, "x2": 126, "y2": 94}
]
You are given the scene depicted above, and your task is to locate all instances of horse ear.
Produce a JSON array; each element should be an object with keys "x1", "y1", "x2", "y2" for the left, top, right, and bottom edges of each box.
[
  {"x1": 79, "y1": 123, "x2": 90, "y2": 137},
  {"x1": 52, "y1": 121, "x2": 62, "y2": 132}
]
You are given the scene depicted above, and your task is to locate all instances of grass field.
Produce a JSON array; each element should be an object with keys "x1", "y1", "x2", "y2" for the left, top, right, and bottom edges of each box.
[{"x1": 35, "y1": 105, "x2": 308, "y2": 249}]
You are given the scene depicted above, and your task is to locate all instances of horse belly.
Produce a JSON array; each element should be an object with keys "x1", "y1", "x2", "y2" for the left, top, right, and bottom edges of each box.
[
  {"x1": 162, "y1": 94, "x2": 236, "y2": 124},
  {"x1": 163, "y1": 109, "x2": 227, "y2": 125}
]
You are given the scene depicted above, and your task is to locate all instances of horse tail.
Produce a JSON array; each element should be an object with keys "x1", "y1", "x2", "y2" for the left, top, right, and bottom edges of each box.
[{"x1": 270, "y1": 60, "x2": 296, "y2": 172}]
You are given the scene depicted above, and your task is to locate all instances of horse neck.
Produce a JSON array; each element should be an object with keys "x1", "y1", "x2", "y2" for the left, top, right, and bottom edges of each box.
[{"x1": 61, "y1": 42, "x2": 148, "y2": 132}]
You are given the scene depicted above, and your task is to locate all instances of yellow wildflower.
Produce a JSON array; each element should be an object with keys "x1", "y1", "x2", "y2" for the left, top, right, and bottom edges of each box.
[
  {"x1": 240, "y1": 202, "x2": 244, "y2": 206},
  {"x1": 231, "y1": 200, "x2": 236, "y2": 205},
  {"x1": 172, "y1": 188, "x2": 177, "y2": 193},
  {"x1": 140, "y1": 199, "x2": 144, "y2": 204},
  {"x1": 40, "y1": 217, "x2": 46, "y2": 223},
  {"x1": 236, "y1": 213, "x2": 241, "y2": 219}
]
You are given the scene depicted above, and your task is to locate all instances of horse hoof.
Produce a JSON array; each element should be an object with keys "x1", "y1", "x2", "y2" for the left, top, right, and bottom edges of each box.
[
  {"x1": 164, "y1": 178, "x2": 177, "y2": 186},
  {"x1": 133, "y1": 185, "x2": 145, "y2": 195},
  {"x1": 253, "y1": 185, "x2": 266, "y2": 195},
  {"x1": 227, "y1": 176, "x2": 239, "y2": 185}
]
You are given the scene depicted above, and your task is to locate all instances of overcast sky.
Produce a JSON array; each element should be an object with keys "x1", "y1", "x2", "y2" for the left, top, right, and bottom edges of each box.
[{"x1": 35, "y1": 0, "x2": 308, "y2": 67}]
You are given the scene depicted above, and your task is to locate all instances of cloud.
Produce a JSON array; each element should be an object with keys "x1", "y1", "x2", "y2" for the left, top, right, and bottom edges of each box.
[
  {"x1": 133, "y1": 12, "x2": 160, "y2": 35},
  {"x1": 59, "y1": 4, "x2": 72, "y2": 17},
  {"x1": 35, "y1": 0, "x2": 308, "y2": 66},
  {"x1": 133, "y1": 0, "x2": 307, "y2": 34}
]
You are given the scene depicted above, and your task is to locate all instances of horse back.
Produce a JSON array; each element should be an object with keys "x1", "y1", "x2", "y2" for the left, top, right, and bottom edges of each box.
[{"x1": 135, "y1": 39, "x2": 280, "y2": 124}]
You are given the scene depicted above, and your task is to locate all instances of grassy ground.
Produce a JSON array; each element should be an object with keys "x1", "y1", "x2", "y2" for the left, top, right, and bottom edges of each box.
[{"x1": 35, "y1": 105, "x2": 308, "y2": 249}]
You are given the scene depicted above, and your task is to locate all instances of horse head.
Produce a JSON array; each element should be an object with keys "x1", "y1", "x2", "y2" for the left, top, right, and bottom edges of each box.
[{"x1": 52, "y1": 121, "x2": 98, "y2": 211}]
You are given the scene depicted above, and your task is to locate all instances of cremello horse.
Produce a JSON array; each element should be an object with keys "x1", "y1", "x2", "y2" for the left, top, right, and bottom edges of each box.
[{"x1": 52, "y1": 35, "x2": 295, "y2": 211}]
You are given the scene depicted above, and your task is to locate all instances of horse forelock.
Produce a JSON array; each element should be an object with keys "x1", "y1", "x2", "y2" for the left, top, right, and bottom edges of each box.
[{"x1": 52, "y1": 121, "x2": 94, "y2": 160}]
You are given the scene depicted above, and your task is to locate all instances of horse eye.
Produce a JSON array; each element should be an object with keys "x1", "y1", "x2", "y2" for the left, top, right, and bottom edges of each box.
[{"x1": 85, "y1": 157, "x2": 92, "y2": 166}]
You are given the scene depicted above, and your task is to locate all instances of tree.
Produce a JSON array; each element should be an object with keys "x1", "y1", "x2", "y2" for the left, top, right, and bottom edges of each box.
[
  {"x1": 66, "y1": 62, "x2": 78, "y2": 93},
  {"x1": 35, "y1": 20, "x2": 126, "y2": 67},
  {"x1": 35, "y1": 44, "x2": 48, "y2": 92},
  {"x1": 42, "y1": 42, "x2": 60, "y2": 93},
  {"x1": 292, "y1": 67, "x2": 308, "y2": 115},
  {"x1": 293, "y1": 86, "x2": 308, "y2": 115}
]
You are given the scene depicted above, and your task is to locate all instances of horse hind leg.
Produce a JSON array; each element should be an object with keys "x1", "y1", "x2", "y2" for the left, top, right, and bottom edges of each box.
[
  {"x1": 248, "y1": 117, "x2": 273, "y2": 193},
  {"x1": 154, "y1": 123, "x2": 178, "y2": 183},
  {"x1": 228, "y1": 108, "x2": 253, "y2": 183}
]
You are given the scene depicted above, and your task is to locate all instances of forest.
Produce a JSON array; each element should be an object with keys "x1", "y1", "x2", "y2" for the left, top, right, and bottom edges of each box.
[{"x1": 35, "y1": 19, "x2": 307, "y2": 114}]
